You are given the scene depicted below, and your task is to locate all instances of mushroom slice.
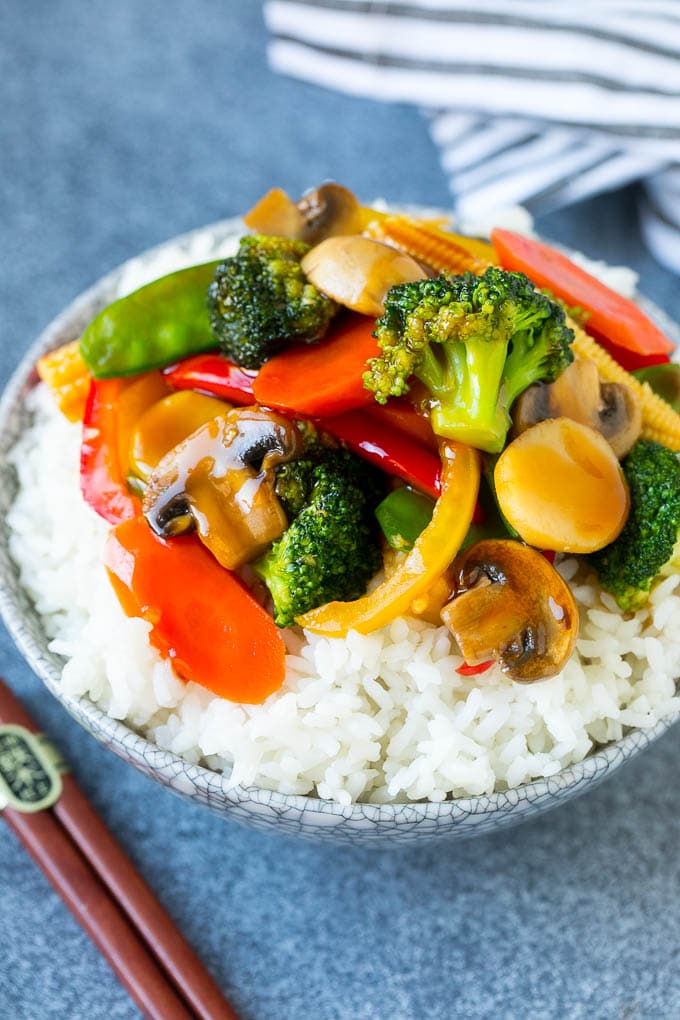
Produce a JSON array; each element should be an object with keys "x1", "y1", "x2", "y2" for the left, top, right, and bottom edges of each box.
[
  {"x1": 512, "y1": 358, "x2": 642, "y2": 458},
  {"x1": 142, "y1": 406, "x2": 302, "y2": 570},
  {"x1": 301, "y1": 236, "x2": 427, "y2": 317},
  {"x1": 296, "y1": 183, "x2": 363, "y2": 243},
  {"x1": 243, "y1": 183, "x2": 363, "y2": 244},
  {"x1": 598, "y1": 381, "x2": 642, "y2": 458},
  {"x1": 441, "y1": 539, "x2": 578, "y2": 683}
]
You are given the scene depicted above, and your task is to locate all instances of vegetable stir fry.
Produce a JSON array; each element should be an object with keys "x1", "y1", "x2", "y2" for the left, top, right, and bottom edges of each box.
[{"x1": 37, "y1": 182, "x2": 680, "y2": 704}]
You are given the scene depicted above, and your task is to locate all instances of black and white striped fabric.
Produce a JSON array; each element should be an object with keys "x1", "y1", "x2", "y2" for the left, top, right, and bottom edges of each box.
[{"x1": 264, "y1": 0, "x2": 680, "y2": 272}]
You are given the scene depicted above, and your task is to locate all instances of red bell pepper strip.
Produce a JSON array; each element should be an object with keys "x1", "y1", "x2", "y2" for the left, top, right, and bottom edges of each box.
[
  {"x1": 105, "y1": 518, "x2": 286, "y2": 704},
  {"x1": 81, "y1": 378, "x2": 141, "y2": 524},
  {"x1": 317, "y1": 409, "x2": 485, "y2": 524},
  {"x1": 316, "y1": 409, "x2": 441, "y2": 498},
  {"x1": 163, "y1": 353, "x2": 256, "y2": 405},
  {"x1": 491, "y1": 229, "x2": 673, "y2": 371},
  {"x1": 456, "y1": 660, "x2": 494, "y2": 677},
  {"x1": 366, "y1": 399, "x2": 439, "y2": 453},
  {"x1": 252, "y1": 313, "x2": 379, "y2": 416},
  {"x1": 80, "y1": 373, "x2": 170, "y2": 524}
]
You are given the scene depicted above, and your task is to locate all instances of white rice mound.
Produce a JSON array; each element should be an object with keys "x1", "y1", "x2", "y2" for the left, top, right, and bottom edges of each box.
[{"x1": 8, "y1": 385, "x2": 680, "y2": 805}]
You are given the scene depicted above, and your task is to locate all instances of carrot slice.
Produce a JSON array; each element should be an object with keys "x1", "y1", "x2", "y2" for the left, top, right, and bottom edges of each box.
[
  {"x1": 105, "y1": 518, "x2": 286, "y2": 704},
  {"x1": 492, "y1": 229, "x2": 674, "y2": 371},
  {"x1": 253, "y1": 313, "x2": 379, "y2": 416}
]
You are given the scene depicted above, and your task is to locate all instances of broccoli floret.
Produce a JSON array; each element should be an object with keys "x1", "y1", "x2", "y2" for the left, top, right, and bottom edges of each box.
[
  {"x1": 293, "y1": 418, "x2": 339, "y2": 460},
  {"x1": 255, "y1": 450, "x2": 384, "y2": 627},
  {"x1": 589, "y1": 440, "x2": 680, "y2": 611},
  {"x1": 207, "y1": 234, "x2": 337, "y2": 369},
  {"x1": 364, "y1": 267, "x2": 574, "y2": 453},
  {"x1": 274, "y1": 459, "x2": 316, "y2": 519},
  {"x1": 273, "y1": 420, "x2": 342, "y2": 517}
]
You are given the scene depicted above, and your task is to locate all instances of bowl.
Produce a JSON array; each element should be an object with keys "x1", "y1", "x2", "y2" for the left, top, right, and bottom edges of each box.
[{"x1": 1, "y1": 217, "x2": 679, "y2": 846}]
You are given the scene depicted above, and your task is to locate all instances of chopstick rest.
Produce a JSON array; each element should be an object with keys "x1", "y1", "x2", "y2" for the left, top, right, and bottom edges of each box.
[
  {"x1": 0, "y1": 679, "x2": 239, "y2": 1020},
  {"x1": 0, "y1": 724, "x2": 66, "y2": 812}
]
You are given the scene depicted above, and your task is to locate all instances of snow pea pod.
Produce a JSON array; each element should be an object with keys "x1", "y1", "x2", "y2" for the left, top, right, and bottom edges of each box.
[{"x1": 80, "y1": 261, "x2": 220, "y2": 378}]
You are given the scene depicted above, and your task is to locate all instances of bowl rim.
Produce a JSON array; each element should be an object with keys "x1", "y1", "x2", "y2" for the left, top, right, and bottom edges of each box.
[{"x1": 1, "y1": 214, "x2": 679, "y2": 824}]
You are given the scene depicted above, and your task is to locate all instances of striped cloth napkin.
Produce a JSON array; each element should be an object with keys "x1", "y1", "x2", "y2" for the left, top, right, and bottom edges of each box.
[{"x1": 264, "y1": 0, "x2": 680, "y2": 272}]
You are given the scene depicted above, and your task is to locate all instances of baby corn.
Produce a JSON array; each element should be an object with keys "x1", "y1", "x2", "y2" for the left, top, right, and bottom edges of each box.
[
  {"x1": 37, "y1": 339, "x2": 91, "y2": 422},
  {"x1": 567, "y1": 321, "x2": 680, "y2": 451},
  {"x1": 367, "y1": 215, "x2": 492, "y2": 276}
]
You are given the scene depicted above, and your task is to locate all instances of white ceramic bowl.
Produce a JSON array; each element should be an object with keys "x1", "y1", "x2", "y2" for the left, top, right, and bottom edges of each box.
[{"x1": 1, "y1": 218, "x2": 678, "y2": 846}]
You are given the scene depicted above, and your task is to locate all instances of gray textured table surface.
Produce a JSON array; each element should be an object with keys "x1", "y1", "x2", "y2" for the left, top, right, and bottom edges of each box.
[{"x1": 2, "y1": 3, "x2": 680, "y2": 1018}]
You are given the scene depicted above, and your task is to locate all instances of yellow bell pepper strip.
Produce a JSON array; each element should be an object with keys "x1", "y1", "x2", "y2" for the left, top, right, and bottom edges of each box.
[{"x1": 297, "y1": 441, "x2": 481, "y2": 636}]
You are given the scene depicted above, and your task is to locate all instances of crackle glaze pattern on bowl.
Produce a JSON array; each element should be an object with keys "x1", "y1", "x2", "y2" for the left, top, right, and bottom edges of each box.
[{"x1": 1, "y1": 217, "x2": 679, "y2": 846}]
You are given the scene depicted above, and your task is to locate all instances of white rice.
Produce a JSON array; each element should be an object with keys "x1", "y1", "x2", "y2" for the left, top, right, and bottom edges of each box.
[
  {"x1": 8, "y1": 386, "x2": 680, "y2": 805},
  {"x1": 6, "y1": 220, "x2": 675, "y2": 806}
]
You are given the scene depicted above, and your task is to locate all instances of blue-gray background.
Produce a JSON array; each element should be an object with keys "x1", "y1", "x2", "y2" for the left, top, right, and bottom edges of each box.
[{"x1": 2, "y1": 3, "x2": 679, "y2": 1018}]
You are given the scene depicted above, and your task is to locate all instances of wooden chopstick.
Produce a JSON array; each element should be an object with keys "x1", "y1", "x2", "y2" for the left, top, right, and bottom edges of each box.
[
  {"x1": 0, "y1": 677, "x2": 239, "y2": 1020},
  {"x1": 3, "y1": 805, "x2": 194, "y2": 1020}
]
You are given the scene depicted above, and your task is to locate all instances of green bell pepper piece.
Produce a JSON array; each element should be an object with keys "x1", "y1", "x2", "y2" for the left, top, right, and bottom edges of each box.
[
  {"x1": 633, "y1": 363, "x2": 680, "y2": 413},
  {"x1": 375, "y1": 487, "x2": 435, "y2": 551},
  {"x1": 482, "y1": 456, "x2": 520, "y2": 542},
  {"x1": 80, "y1": 261, "x2": 221, "y2": 378}
]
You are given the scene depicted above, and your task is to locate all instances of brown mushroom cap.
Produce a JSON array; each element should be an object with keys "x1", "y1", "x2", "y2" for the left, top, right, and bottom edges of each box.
[
  {"x1": 301, "y1": 235, "x2": 427, "y2": 316},
  {"x1": 243, "y1": 183, "x2": 362, "y2": 245},
  {"x1": 296, "y1": 184, "x2": 362, "y2": 243},
  {"x1": 142, "y1": 406, "x2": 302, "y2": 570},
  {"x1": 440, "y1": 539, "x2": 579, "y2": 683},
  {"x1": 512, "y1": 358, "x2": 642, "y2": 459},
  {"x1": 598, "y1": 381, "x2": 642, "y2": 457}
]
